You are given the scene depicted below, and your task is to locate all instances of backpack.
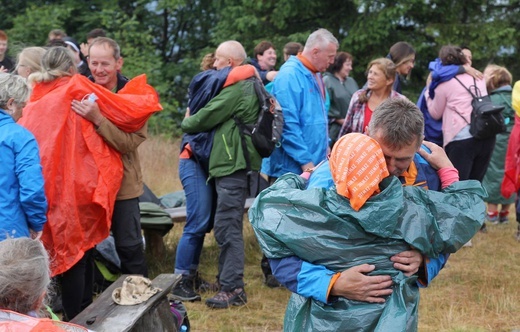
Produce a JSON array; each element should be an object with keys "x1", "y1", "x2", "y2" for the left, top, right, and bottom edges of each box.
[
  {"x1": 454, "y1": 76, "x2": 506, "y2": 140},
  {"x1": 234, "y1": 77, "x2": 284, "y2": 158}
]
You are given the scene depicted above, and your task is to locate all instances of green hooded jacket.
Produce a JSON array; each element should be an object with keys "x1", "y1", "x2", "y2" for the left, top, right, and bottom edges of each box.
[{"x1": 182, "y1": 78, "x2": 261, "y2": 179}]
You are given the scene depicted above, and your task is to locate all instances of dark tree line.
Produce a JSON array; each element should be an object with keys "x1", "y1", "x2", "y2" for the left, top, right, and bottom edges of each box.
[{"x1": 2, "y1": 0, "x2": 519, "y2": 135}]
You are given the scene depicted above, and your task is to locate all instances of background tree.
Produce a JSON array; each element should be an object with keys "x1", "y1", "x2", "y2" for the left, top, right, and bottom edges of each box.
[{"x1": 3, "y1": 0, "x2": 520, "y2": 136}]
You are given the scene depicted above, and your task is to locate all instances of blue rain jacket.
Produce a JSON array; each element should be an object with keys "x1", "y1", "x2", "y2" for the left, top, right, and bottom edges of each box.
[{"x1": 0, "y1": 110, "x2": 47, "y2": 240}]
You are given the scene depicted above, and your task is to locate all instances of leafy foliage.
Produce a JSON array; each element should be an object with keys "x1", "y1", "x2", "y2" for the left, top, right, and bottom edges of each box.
[{"x1": 4, "y1": 0, "x2": 520, "y2": 136}]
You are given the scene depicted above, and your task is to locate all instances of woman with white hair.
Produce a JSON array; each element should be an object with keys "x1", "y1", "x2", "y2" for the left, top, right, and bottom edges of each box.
[
  {"x1": 0, "y1": 237, "x2": 51, "y2": 315},
  {"x1": 0, "y1": 72, "x2": 47, "y2": 241},
  {"x1": 0, "y1": 238, "x2": 89, "y2": 331}
]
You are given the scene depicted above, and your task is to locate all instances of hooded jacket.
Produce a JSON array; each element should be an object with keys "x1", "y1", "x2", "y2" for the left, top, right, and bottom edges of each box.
[
  {"x1": 0, "y1": 110, "x2": 47, "y2": 240},
  {"x1": 261, "y1": 56, "x2": 328, "y2": 177}
]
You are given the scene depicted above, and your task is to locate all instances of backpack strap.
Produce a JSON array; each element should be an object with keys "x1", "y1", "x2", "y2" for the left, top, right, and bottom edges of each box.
[
  {"x1": 233, "y1": 115, "x2": 252, "y2": 173},
  {"x1": 452, "y1": 76, "x2": 473, "y2": 125},
  {"x1": 452, "y1": 108, "x2": 470, "y2": 125},
  {"x1": 251, "y1": 77, "x2": 270, "y2": 114},
  {"x1": 454, "y1": 76, "x2": 476, "y2": 98}
]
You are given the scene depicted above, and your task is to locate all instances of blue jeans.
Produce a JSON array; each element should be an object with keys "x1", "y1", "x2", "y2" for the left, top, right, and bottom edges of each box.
[{"x1": 175, "y1": 157, "x2": 215, "y2": 275}]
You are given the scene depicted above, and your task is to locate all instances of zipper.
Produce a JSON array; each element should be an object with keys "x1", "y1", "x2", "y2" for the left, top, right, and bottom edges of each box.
[{"x1": 222, "y1": 134, "x2": 232, "y2": 160}]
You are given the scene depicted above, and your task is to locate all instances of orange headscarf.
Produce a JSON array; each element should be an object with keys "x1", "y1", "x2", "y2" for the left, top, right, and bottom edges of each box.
[{"x1": 330, "y1": 133, "x2": 389, "y2": 211}]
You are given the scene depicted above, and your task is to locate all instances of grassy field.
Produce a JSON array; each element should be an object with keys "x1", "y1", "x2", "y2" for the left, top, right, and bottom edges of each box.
[{"x1": 139, "y1": 136, "x2": 520, "y2": 332}]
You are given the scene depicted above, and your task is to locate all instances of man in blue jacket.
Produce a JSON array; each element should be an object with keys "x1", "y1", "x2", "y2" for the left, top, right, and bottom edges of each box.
[
  {"x1": 265, "y1": 98, "x2": 452, "y2": 304},
  {"x1": 260, "y1": 28, "x2": 338, "y2": 286}
]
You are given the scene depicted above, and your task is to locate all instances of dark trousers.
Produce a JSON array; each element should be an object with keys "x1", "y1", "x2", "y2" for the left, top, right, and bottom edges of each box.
[
  {"x1": 112, "y1": 198, "x2": 148, "y2": 276},
  {"x1": 59, "y1": 249, "x2": 94, "y2": 321},
  {"x1": 445, "y1": 136, "x2": 495, "y2": 181},
  {"x1": 214, "y1": 170, "x2": 248, "y2": 292}
]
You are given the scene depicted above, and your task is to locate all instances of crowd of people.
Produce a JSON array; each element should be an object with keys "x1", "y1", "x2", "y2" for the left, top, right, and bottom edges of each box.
[
  {"x1": 173, "y1": 27, "x2": 518, "y2": 330},
  {"x1": 0, "y1": 24, "x2": 518, "y2": 331}
]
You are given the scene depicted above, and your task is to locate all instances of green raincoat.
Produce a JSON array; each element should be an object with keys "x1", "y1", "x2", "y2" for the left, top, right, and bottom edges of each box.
[{"x1": 249, "y1": 174, "x2": 486, "y2": 332}]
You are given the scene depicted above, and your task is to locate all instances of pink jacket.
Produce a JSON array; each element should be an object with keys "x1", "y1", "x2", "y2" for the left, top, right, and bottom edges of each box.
[{"x1": 426, "y1": 73, "x2": 488, "y2": 147}]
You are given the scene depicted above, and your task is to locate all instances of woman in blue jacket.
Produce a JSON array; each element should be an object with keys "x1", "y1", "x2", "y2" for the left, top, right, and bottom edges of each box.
[{"x1": 0, "y1": 73, "x2": 47, "y2": 241}]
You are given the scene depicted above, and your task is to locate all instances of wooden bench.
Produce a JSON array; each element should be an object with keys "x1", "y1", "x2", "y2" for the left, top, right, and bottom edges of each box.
[
  {"x1": 143, "y1": 197, "x2": 256, "y2": 258},
  {"x1": 164, "y1": 197, "x2": 256, "y2": 223},
  {"x1": 71, "y1": 274, "x2": 181, "y2": 332}
]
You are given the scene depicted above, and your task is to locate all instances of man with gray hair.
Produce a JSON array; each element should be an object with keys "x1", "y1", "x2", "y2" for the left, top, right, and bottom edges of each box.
[
  {"x1": 259, "y1": 28, "x2": 338, "y2": 287},
  {"x1": 181, "y1": 40, "x2": 260, "y2": 309},
  {"x1": 72, "y1": 37, "x2": 149, "y2": 278}
]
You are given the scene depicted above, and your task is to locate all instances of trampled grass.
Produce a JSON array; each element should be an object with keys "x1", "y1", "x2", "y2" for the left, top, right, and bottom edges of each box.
[{"x1": 139, "y1": 135, "x2": 520, "y2": 332}]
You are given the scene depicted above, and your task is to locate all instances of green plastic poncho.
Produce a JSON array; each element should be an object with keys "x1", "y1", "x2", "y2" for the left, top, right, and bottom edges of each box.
[{"x1": 249, "y1": 174, "x2": 486, "y2": 332}]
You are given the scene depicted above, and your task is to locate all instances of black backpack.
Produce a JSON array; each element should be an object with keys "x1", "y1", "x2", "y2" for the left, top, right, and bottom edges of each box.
[
  {"x1": 234, "y1": 77, "x2": 284, "y2": 158},
  {"x1": 453, "y1": 76, "x2": 506, "y2": 140}
]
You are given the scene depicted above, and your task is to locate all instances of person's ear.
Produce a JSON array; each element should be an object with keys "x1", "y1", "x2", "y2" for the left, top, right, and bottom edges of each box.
[
  {"x1": 5, "y1": 98, "x2": 15, "y2": 113},
  {"x1": 312, "y1": 47, "x2": 320, "y2": 58},
  {"x1": 116, "y1": 57, "x2": 124, "y2": 71}
]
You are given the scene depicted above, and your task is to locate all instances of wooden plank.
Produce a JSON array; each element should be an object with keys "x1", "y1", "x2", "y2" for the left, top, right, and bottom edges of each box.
[
  {"x1": 164, "y1": 197, "x2": 256, "y2": 223},
  {"x1": 71, "y1": 274, "x2": 181, "y2": 332}
]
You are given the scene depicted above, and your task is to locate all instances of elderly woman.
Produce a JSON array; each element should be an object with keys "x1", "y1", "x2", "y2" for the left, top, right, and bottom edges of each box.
[
  {"x1": 323, "y1": 51, "x2": 359, "y2": 147},
  {"x1": 250, "y1": 133, "x2": 485, "y2": 331},
  {"x1": 15, "y1": 47, "x2": 46, "y2": 79},
  {"x1": 0, "y1": 238, "x2": 89, "y2": 330},
  {"x1": 338, "y1": 58, "x2": 405, "y2": 137},
  {"x1": 0, "y1": 73, "x2": 47, "y2": 241},
  {"x1": 0, "y1": 238, "x2": 51, "y2": 316}
]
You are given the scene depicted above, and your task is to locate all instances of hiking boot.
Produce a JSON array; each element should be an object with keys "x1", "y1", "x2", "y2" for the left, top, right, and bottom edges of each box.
[
  {"x1": 205, "y1": 288, "x2": 247, "y2": 309},
  {"x1": 170, "y1": 275, "x2": 201, "y2": 302},
  {"x1": 265, "y1": 274, "x2": 283, "y2": 288},
  {"x1": 194, "y1": 271, "x2": 219, "y2": 293}
]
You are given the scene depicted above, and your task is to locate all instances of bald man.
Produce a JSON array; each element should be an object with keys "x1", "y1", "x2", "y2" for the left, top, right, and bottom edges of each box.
[{"x1": 180, "y1": 40, "x2": 260, "y2": 309}]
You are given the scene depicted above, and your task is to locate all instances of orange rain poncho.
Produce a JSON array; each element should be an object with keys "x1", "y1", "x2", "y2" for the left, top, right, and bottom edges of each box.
[
  {"x1": 19, "y1": 74, "x2": 162, "y2": 276},
  {"x1": 0, "y1": 309, "x2": 88, "y2": 331}
]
